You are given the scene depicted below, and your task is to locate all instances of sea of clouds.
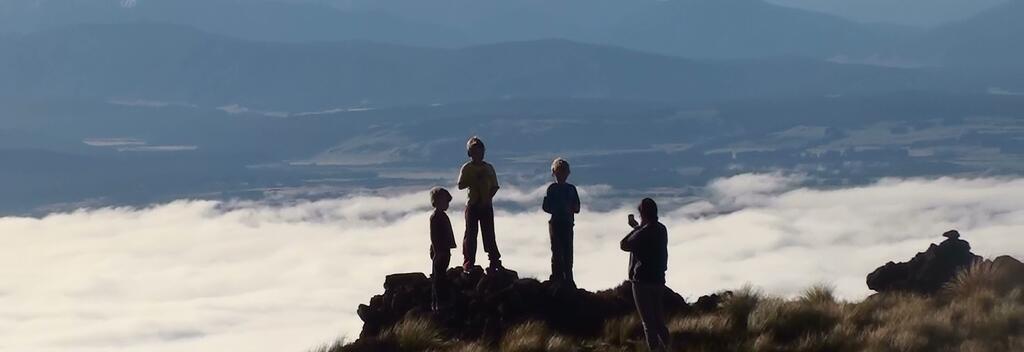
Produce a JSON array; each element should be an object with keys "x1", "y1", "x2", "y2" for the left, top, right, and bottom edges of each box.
[{"x1": 1, "y1": 173, "x2": 1023, "y2": 351}]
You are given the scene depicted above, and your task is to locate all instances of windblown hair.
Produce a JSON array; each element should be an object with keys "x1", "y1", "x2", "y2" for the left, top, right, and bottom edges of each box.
[
  {"x1": 429, "y1": 187, "x2": 452, "y2": 205},
  {"x1": 551, "y1": 158, "x2": 570, "y2": 174},
  {"x1": 466, "y1": 136, "x2": 485, "y2": 151}
]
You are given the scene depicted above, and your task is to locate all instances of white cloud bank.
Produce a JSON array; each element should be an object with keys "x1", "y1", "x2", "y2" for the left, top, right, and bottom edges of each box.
[{"x1": 1, "y1": 174, "x2": 1022, "y2": 351}]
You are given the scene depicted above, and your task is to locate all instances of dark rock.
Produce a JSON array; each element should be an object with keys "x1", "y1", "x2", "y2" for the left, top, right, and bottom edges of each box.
[
  {"x1": 694, "y1": 292, "x2": 730, "y2": 313},
  {"x1": 383, "y1": 273, "x2": 428, "y2": 291},
  {"x1": 942, "y1": 230, "x2": 960, "y2": 239},
  {"x1": 354, "y1": 268, "x2": 693, "y2": 342},
  {"x1": 356, "y1": 273, "x2": 431, "y2": 339},
  {"x1": 991, "y1": 255, "x2": 1024, "y2": 289},
  {"x1": 866, "y1": 230, "x2": 982, "y2": 294},
  {"x1": 993, "y1": 255, "x2": 1024, "y2": 278}
]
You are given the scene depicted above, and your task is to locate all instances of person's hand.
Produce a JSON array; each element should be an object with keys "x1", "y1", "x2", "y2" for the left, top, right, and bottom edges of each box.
[{"x1": 627, "y1": 214, "x2": 639, "y2": 228}]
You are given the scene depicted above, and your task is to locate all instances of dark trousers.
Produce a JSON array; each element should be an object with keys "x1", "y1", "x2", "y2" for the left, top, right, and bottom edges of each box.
[
  {"x1": 632, "y1": 282, "x2": 671, "y2": 352},
  {"x1": 431, "y1": 249, "x2": 451, "y2": 308},
  {"x1": 549, "y1": 220, "x2": 574, "y2": 284},
  {"x1": 463, "y1": 203, "x2": 501, "y2": 269}
]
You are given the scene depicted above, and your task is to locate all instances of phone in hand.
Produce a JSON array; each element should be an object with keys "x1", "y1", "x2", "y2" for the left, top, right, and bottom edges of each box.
[{"x1": 628, "y1": 214, "x2": 639, "y2": 228}]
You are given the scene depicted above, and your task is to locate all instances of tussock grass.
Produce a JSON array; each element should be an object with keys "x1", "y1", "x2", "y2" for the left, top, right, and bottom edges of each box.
[
  {"x1": 500, "y1": 321, "x2": 577, "y2": 352},
  {"x1": 448, "y1": 342, "x2": 489, "y2": 352},
  {"x1": 333, "y1": 264, "x2": 1024, "y2": 352},
  {"x1": 800, "y1": 283, "x2": 837, "y2": 305},
  {"x1": 748, "y1": 298, "x2": 841, "y2": 344},
  {"x1": 721, "y1": 285, "x2": 762, "y2": 331},
  {"x1": 379, "y1": 316, "x2": 446, "y2": 351},
  {"x1": 947, "y1": 261, "x2": 1002, "y2": 297},
  {"x1": 601, "y1": 314, "x2": 642, "y2": 346},
  {"x1": 309, "y1": 339, "x2": 346, "y2": 352}
]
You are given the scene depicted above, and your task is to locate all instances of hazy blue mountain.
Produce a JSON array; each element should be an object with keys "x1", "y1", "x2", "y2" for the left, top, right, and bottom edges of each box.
[
  {"x1": 4, "y1": 0, "x2": 1021, "y2": 64},
  {"x1": 910, "y1": 0, "x2": 1024, "y2": 69},
  {"x1": 0, "y1": 0, "x2": 466, "y2": 46},
  {"x1": 0, "y1": 0, "x2": 899, "y2": 59},
  {"x1": 0, "y1": 23, "x2": 978, "y2": 111},
  {"x1": 595, "y1": 0, "x2": 884, "y2": 59},
  {"x1": 766, "y1": 0, "x2": 1007, "y2": 27},
  {"x1": 340, "y1": 0, "x2": 895, "y2": 59}
]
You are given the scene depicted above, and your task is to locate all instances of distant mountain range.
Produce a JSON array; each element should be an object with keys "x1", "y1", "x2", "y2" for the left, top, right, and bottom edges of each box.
[
  {"x1": 0, "y1": 0, "x2": 467, "y2": 46},
  {"x1": 766, "y1": 0, "x2": 1007, "y2": 27},
  {"x1": 1, "y1": 0, "x2": 1021, "y2": 68},
  {"x1": 0, "y1": 23, "x2": 986, "y2": 110},
  {"x1": 338, "y1": 0, "x2": 890, "y2": 59},
  {"x1": 908, "y1": 0, "x2": 1024, "y2": 69}
]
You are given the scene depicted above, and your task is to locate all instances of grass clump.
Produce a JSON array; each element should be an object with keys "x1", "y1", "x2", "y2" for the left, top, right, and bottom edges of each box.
[
  {"x1": 601, "y1": 314, "x2": 643, "y2": 346},
  {"x1": 947, "y1": 261, "x2": 1003, "y2": 297},
  {"x1": 500, "y1": 321, "x2": 548, "y2": 352},
  {"x1": 448, "y1": 342, "x2": 489, "y2": 352},
  {"x1": 748, "y1": 298, "x2": 841, "y2": 344},
  {"x1": 496, "y1": 320, "x2": 579, "y2": 352},
  {"x1": 721, "y1": 285, "x2": 762, "y2": 331},
  {"x1": 309, "y1": 339, "x2": 346, "y2": 352},
  {"x1": 379, "y1": 316, "x2": 447, "y2": 351},
  {"x1": 800, "y1": 283, "x2": 837, "y2": 305}
]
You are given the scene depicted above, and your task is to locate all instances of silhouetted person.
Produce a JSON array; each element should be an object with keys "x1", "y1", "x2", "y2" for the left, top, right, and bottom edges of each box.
[
  {"x1": 542, "y1": 158, "x2": 580, "y2": 287},
  {"x1": 621, "y1": 198, "x2": 671, "y2": 351},
  {"x1": 458, "y1": 137, "x2": 502, "y2": 271},
  {"x1": 429, "y1": 187, "x2": 457, "y2": 311}
]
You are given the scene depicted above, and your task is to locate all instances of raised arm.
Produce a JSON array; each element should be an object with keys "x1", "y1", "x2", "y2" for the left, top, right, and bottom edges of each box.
[{"x1": 620, "y1": 227, "x2": 644, "y2": 252}]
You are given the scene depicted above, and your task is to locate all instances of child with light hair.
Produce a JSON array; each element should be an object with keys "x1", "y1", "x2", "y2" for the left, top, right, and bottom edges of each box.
[
  {"x1": 542, "y1": 158, "x2": 581, "y2": 286},
  {"x1": 428, "y1": 187, "x2": 456, "y2": 311}
]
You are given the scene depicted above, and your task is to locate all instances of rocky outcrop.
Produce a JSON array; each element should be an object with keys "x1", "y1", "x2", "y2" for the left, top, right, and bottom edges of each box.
[
  {"x1": 356, "y1": 266, "x2": 692, "y2": 341},
  {"x1": 346, "y1": 230, "x2": 1022, "y2": 351},
  {"x1": 866, "y1": 230, "x2": 983, "y2": 294}
]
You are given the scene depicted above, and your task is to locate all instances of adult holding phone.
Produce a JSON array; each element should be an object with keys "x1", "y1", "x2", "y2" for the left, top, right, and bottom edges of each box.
[{"x1": 621, "y1": 198, "x2": 671, "y2": 351}]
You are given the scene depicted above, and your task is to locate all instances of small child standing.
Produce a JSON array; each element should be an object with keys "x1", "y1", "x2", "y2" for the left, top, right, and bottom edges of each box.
[
  {"x1": 542, "y1": 158, "x2": 581, "y2": 287},
  {"x1": 429, "y1": 187, "x2": 456, "y2": 311},
  {"x1": 457, "y1": 137, "x2": 503, "y2": 271}
]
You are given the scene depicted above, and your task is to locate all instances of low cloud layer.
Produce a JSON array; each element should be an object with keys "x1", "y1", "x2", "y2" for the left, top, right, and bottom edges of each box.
[{"x1": 1, "y1": 174, "x2": 1022, "y2": 351}]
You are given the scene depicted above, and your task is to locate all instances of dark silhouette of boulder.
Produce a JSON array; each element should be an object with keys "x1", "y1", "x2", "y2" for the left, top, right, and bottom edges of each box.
[
  {"x1": 866, "y1": 230, "x2": 982, "y2": 294},
  {"x1": 354, "y1": 266, "x2": 692, "y2": 342},
  {"x1": 988, "y1": 255, "x2": 1024, "y2": 290},
  {"x1": 383, "y1": 273, "x2": 428, "y2": 291},
  {"x1": 694, "y1": 291, "x2": 730, "y2": 313},
  {"x1": 993, "y1": 255, "x2": 1024, "y2": 279}
]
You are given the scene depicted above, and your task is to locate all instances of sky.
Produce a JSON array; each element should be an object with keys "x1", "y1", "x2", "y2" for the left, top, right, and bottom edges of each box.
[{"x1": 1, "y1": 173, "x2": 1022, "y2": 351}]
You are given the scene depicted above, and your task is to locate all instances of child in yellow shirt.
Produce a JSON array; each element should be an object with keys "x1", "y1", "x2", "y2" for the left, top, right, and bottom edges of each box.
[{"x1": 457, "y1": 136, "x2": 502, "y2": 271}]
